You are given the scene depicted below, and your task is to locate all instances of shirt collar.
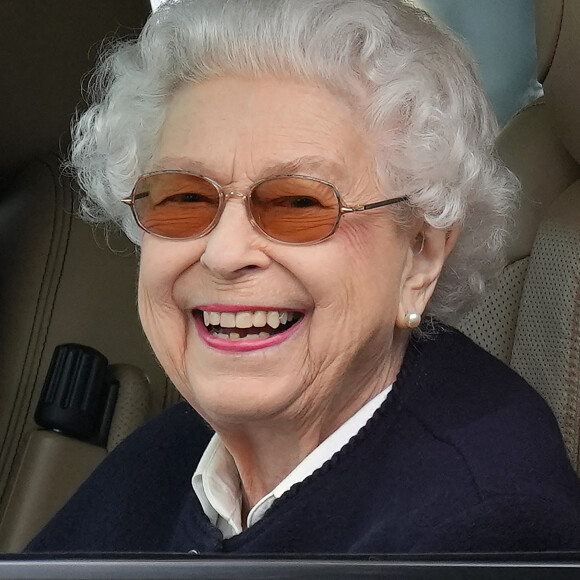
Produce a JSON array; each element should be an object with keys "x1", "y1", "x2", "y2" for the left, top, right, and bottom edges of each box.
[{"x1": 192, "y1": 385, "x2": 392, "y2": 539}]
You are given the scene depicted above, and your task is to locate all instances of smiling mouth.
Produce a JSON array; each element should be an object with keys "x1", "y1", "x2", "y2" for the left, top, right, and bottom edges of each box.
[{"x1": 196, "y1": 310, "x2": 302, "y2": 341}]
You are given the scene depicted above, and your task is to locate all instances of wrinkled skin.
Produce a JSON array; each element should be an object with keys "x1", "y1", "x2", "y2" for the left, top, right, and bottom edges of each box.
[{"x1": 137, "y1": 76, "x2": 455, "y2": 506}]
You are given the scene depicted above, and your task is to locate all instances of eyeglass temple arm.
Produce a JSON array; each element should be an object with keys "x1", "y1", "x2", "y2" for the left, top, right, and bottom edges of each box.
[
  {"x1": 121, "y1": 192, "x2": 149, "y2": 205},
  {"x1": 341, "y1": 195, "x2": 409, "y2": 213},
  {"x1": 120, "y1": 192, "x2": 408, "y2": 210}
]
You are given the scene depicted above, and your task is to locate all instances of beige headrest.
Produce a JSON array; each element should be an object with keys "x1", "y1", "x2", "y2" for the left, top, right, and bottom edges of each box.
[{"x1": 535, "y1": 0, "x2": 580, "y2": 164}]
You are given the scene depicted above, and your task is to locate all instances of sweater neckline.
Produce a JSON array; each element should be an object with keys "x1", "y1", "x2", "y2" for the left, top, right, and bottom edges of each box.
[{"x1": 216, "y1": 325, "x2": 441, "y2": 549}]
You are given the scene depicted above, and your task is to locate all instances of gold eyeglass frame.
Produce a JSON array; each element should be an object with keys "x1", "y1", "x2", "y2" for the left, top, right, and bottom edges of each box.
[{"x1": 121, "y1": 170, "x2": 409, "y2": 245}]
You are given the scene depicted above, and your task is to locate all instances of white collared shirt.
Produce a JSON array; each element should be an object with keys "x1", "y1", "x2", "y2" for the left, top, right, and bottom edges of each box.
[{"x1": 191, "y1": 385, "x2": 392, "y2": 539}]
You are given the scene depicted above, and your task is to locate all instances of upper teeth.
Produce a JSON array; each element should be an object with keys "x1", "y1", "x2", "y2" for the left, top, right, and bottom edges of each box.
[{"x1": 202, "y1": 310, "x2": 296, "y2": 329}]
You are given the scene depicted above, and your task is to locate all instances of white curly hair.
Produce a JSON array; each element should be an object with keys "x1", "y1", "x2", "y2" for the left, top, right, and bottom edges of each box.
[{"x1": 70, "y1": 0, "x2": 517, "y2": 323}]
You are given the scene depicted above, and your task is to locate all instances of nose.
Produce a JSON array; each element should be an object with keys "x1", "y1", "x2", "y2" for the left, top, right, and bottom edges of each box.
[{"x1": 199, "y1": 195, "x2": 271, "y2": 279}]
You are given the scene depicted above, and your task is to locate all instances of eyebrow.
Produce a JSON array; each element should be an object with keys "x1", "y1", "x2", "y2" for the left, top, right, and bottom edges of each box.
[{"x1": 153, "y1": 155, "x2": 346, "y2": 184}]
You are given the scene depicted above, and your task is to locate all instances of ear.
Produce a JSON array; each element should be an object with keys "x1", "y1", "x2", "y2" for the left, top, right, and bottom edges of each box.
[{"x1": 395, "y1": 223, "x2": 459, "y2": 329}]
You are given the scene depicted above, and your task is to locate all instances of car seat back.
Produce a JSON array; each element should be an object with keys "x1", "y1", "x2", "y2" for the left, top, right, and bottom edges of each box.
[
  {"x1": 0, "y1": 1, "x2": 180, "y2": 552},
  {"x1": 458, "y1": 0, "x2": 580, "y2": 469}
]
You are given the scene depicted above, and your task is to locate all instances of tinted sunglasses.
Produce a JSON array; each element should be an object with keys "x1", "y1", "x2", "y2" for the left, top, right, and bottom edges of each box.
[{"x1": 122, "y1": 170, "x2": 408, "y2": 245}]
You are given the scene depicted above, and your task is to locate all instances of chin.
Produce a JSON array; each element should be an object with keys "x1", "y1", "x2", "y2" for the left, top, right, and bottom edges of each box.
[{"x1": 181, "y1": 375, "x2": 299, "y2": 428}]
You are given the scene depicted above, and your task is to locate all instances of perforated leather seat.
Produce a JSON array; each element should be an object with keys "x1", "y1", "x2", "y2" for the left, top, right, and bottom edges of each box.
[{"x1": 458, "y1": 0, "x2": 580, "y2": 470}]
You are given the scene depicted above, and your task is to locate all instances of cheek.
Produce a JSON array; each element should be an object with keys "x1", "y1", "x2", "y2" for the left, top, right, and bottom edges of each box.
[
  {"x1": 331, "y1": 221, "x2": 410, "y2": 331},
  {"x1": 136, "y1": 239, "x2": 193, "y2": 384},
  {"x1": 138, "y1": 240, "x2": 180, "y2": 313},
  {"x1": 296, "y1": 221, "x2": 408, "y2": 338},
  {"x1": 138, "y1": 236, "x2": 204, "y2": 304},
  {"x1": 338, "y1": 218, "x2": 409, "y2": 289},
  {"x1": 137, "y1": 261, "x2": 183, "y2": 356}
]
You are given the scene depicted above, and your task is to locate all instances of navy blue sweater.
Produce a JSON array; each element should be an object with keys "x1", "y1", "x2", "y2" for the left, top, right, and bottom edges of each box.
[{"x1": 27, "y1": 325, "x2": 580, "y2": 553}]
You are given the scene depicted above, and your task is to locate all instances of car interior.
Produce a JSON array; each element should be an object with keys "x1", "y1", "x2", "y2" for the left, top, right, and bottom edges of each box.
[
  {"x1": 0, "y1": 0, "x2": 175, "y2": 553},
  {"x1": 0, "y1": 0, "x2": 578, "y2": 569}
]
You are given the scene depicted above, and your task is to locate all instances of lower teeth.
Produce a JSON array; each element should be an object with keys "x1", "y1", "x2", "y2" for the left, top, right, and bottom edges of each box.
[{"x1": 212, "y1": 331, "x2": 272, "y2": 341}]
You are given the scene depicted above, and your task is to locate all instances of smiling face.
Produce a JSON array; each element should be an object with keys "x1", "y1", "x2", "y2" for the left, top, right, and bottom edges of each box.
[{"x1": 138, "y1": 76, "x2": 432, "y2": 439}]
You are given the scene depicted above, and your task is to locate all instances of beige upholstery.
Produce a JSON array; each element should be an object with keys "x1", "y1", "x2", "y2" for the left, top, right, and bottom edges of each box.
[
  {"x1": 539, "y1": 0, "x2": 580, "y2": 163},
  {"x1": 534, "y1": 0, "x2": 563, "y2": 83},
  {"x1": 497, "y1": 99, "x2": 580, "y2": 264},
  {"x1": 0, "y1": 1, "x2": 184, "y2": 553},
  {"x1": 0, "y1": 362, "x2": 153, "y2": 553},
  {"x1": 511, "y1": 186, "x2": 580, "y2": 465},
  {"x1": 458, "y1": 0, "x2": 580, "y2": 471},
  {"x1": 457, "y1": 260, "x2": 529, "y2": 365},
  {"x1": 107, "y1": 364, "x2": 153, "y2": 452},
  {"x1": 0, "y1": 432, "x2": 107, "y2": 554}
]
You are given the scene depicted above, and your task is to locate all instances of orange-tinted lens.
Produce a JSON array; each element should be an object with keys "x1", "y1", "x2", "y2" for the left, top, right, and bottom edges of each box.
[
  {"x1": 250, "y1": 176, "x2": 339, "y2": 243},
  {"x1": 133, "y1": 172, "x2": 220, "y2": 239}
]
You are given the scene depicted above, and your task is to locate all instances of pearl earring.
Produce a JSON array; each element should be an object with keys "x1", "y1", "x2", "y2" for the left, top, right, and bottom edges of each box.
[{"x1": 406, "y1": 312, "x2": 421, "y2": 328}]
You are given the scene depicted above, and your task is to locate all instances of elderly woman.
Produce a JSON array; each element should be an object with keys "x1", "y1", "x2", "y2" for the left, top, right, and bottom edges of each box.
[{"x1": 28, "y1": 0, "x2": 580, "y2": 553}]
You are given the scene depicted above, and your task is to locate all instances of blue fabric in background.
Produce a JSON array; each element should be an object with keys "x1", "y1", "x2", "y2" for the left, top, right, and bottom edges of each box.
[{"x1": 415, "y1": 0, "x2": 539, "y2": 125}]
